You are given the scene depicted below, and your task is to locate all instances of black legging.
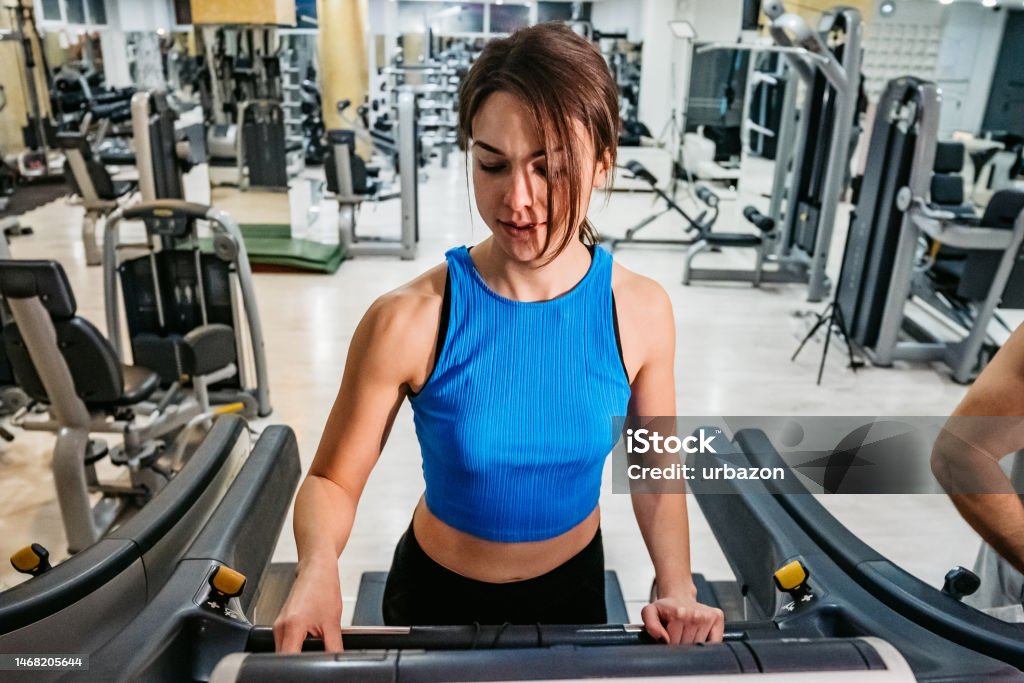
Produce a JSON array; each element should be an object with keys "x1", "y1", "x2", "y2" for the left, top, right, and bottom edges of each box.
[{"x1": 382, "y1": 525, "x2": 607, "y2": 626}]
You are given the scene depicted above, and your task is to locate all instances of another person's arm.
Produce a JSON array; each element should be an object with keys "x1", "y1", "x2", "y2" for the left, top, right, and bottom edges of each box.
[
  {"x1": 273, "y1": 284, "x2": 440, "y2": 653},
  {"x1": 619, "y1": 276, "x2": 725, "y2": 644},
  {"x1": 933, "y1": 324, "x2": 1024, "y2": 574}
]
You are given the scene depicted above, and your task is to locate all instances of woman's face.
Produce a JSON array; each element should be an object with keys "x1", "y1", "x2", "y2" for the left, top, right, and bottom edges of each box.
[{"x1": 470, "y1": 91, "x2": 608, "y2": 263}]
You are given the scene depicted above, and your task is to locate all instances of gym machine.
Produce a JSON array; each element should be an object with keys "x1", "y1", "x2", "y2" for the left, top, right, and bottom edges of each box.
[
  {"x1": 131, "y1": 90, "x2": 208, "y2": 203},
  {"x1": 836, "y1": 76, "x2": 1024, "y2": 383},
  {"x1": 379, "y1": 60, "x2": 459, "y2": 169},
  {"x1": 237, "y1": 99, "x2": 305, "y2": 190},
  {"x1": 0, "y1": 0, "x2": 62, "y2": 181},
  {"x1": 57, "y1": 131, "x2": 137, "y2": 266},
  {"x1": 684, "y1": 430, "x2": 1019, "y2": 680},
  {"x1": 52, "y1": 431, "x2": 1022, "y2": 682},
  {"x1": 102, "y1": 201, "x2": 272, "y2": 418},
  {"x1": 326, "y1": 89, "x2": 419, "y2": 259},
  {"x1": 746, "y1": 54, "x2": 789, "y2": 162},
  {"x1": 195, "y1": 26, "x2": 331, "y2": 269},
  {"x1": 0, "y1": 261, "x2": 242, "y2": 553},
  {"x1": 51, "y1": 63, "x2": 136, "y2": 158},
  {"x1": 0, "y1": 418, "x2": 250, "y2": 660},
  {"x1": 684, "y1": 2, "x2": 862, "y2": 302},
  {"x1": 198, "y1": 27, "x2": 307, "y2": 189},
  {"x1": 602, "y1": 160, "x2": 721, "y2": 251},
  {"x1": 56, "y1": 85, "x2": 197, "y2": 269},
  {"x1": 745, "y1": 54, "x2": 799, "y2": 230}
]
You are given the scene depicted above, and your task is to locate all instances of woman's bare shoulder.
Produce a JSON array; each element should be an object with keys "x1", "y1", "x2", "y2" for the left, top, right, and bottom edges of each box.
[
  {"x1": 610, "y1": 261, "x2": 673, "y2": 322},
  {"x1": 609, "y1": 260, "x2": 675, "y2": 378},
  {"x1": 356, "y1": 262, "x2": 449, "y2": 361}
]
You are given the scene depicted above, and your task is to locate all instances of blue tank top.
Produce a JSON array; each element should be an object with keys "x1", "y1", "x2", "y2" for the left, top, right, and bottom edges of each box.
[{"x1": 409, "y1": 245, "x2": 632, "y2": 543}]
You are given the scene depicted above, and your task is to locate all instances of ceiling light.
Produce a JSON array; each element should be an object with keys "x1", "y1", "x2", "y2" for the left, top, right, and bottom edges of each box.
[
  {"x1": 982, "y1": 0, "x2": 996, "y2": 6},
  {"x1": 939, "y1": 0, "x2": 954, "y2": 5},
  {"x1": 879, "y1": 0, "x2": 897, "y2": 16}
]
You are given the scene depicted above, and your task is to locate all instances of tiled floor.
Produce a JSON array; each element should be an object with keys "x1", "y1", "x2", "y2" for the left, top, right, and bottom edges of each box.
[{"x1": 0, "y1": 153, "x2": 996, "y2": 624}]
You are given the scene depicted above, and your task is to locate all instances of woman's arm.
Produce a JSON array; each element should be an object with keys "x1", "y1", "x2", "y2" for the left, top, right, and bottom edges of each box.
[
  {"x1": 274, "y1": 280, "x2": 443, "y2": 653},
  {"x1": 616, "y1": 273, "x2": 724, "y2": 644}
]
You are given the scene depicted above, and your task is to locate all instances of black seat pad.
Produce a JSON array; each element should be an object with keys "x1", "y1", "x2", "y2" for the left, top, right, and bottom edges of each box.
[
  {"x1": 706, "y1": 232, "x2": 762, "y2": 247},
  {"x1": 118, "y1": 364, "x2": 160, "y2": 406},
  {"x1": 100, "y1": 149, "x2": 137, "y2": 166}
]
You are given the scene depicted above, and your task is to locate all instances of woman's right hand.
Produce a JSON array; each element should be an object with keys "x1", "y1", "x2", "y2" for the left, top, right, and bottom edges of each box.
[{"x1": 273, "y1": 560, "x2": 344, "y2": 653}]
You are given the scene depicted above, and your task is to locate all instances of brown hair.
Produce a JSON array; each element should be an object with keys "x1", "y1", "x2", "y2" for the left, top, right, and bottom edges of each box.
[{"x1": 458, "y1": 22, "x2": 619, "y2": 260}]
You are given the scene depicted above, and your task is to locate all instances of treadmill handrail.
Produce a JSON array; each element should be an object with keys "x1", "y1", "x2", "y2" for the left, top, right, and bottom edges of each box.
[
  {"x1": 734, "y1": 428, "x2": 1024, "y2": 668},
  {"x1": 184, "y1": 426, "x2": 300, "y2": 567},
  {"x1": 242, "y1": 621, "x2": 786, "y2": 652},
  {"x1": 0, "y1": 416, "x2": 246, "y2": 634},
  {"x1": 688, "y1": 429, "x2": 1020, "y2": 679},
  {"x1": 77, "y1": 426, "x2": 301, "y2": 683}
]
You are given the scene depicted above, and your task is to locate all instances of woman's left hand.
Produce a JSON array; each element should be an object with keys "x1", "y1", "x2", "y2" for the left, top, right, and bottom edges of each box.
[{"x1": 641, "y1": 596, "x2": 725, "y2": 644}]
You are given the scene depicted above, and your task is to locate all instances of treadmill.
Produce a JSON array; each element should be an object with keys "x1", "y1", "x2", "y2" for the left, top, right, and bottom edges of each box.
[{"x1": 54, "y1": 431, "x2": 1020, "y2": 682}]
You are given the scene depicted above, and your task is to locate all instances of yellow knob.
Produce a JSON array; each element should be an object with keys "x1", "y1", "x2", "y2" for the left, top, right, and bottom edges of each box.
[
  {"x1": 11, "y1": 545, "x2": 41, "y2": 573},
  {"x1": 211, "y1": 565, "x2": 247, "y2": 598},
  {"x1": 212, "y1": 402, "x2": 245, "y2": 416},
  {"x1": 774, "y1": 559, "x2": 808, "y2": 592}
]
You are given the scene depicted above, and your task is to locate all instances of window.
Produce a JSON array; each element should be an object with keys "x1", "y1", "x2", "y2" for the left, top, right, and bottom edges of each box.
[
  {"x1": 41, "y1": 0, "x2": 62, "y2": 21},
  {"x1": 38, "y1": 0, "x2": 108, "y2": 26},
  {"x1": 399, "y1": 3, "x2": 485, "y2": 35},
  {"x1": 490, "y1": 4, "x2": 530, "y2": 34},
  {"x1": 538, "y1": 1, "x2": 589, "y2": 23},
  {"x1": 65, "y1": 0, "x2": 86, "y2": 24},
  {"x1": 87, "y1": 0, "x2": 105, "y2": 25}
]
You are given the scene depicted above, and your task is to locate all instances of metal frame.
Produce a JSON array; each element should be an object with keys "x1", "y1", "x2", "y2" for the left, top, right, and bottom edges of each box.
[
  {"x1": 131, "y1": 90, "x2": 158, "y2": 202},
  {"x1": 333, "y1": 88, "x2": 419, "y2": 260},
  {"x1": 765, "y1": 63, "x2": 800, "y2": 234},
  {"x1": 858, "y1": 81, "x2": 941, "y2": 369}
]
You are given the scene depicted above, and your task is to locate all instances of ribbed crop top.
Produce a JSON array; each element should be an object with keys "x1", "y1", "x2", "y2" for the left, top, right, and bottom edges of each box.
[{"x1": 408, "y1": 245, "x2": 632, "y2": 543}]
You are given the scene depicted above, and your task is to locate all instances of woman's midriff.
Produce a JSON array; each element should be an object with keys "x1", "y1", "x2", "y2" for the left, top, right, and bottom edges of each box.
[{"x1": 411, "y1": 497, "x2": 601, "y2": 583}]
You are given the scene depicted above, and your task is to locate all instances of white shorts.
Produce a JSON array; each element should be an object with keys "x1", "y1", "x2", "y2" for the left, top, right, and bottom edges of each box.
[{"x1": 964, "y1": 542, "x2": 1024, "y2": 622}]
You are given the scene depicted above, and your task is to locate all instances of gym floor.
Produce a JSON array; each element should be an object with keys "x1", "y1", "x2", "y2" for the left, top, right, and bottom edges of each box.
[{"x1": 0, "y1": 153, "x2": 992, "y2": 622}]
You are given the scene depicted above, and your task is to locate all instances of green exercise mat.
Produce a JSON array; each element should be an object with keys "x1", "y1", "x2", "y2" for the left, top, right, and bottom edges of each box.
[{"x1": 205, "y1": 224, "x2": 346, "y2": 274}]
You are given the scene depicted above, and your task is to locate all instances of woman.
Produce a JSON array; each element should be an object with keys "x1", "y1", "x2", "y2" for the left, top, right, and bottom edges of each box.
[{"x1": 274, "y1": 23, "x2": 724, "y2": 652}]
